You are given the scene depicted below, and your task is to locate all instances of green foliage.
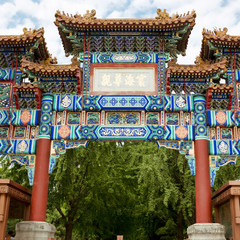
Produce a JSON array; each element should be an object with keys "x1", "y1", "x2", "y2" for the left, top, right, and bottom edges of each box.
[
  {"x1": 0, "y1": 156, "x2": 30, "y2": 188},
  {"x1": 121, "y1": 142, "x2": 195, "y2": 240},
  {"x1": 46, "y1": 142, "x2": 196, "y2": 240},
  {"x1": 3, "y1": 143, "x2": 240, "y2": 240},
  {"x1": 212, "y1": 157, "x2": 240, "y2": 192},
  {"x1": 0, "y1": 156, "x2": 31, "y2": 235}
]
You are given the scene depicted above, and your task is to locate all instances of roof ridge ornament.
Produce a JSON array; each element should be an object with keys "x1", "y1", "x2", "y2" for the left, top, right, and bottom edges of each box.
[
  {"x1": 73, "y1": 9, "x2": 96, "y2": 22},
  {"x1": 168, "y1": 57, "x2": 178, "y2": 66},
  {"x1": 213, "y1": 27, "x2": 228, "y2": 37},
  {"x1": 44, "y1": 58, "x2": 52, "y2": 65},
  {"x1": 202, "y1": 27, "x2": 228, "y2": 37},
  {"x1": 23, "y1": 27, "x2": 36, "y2": 35},
  {"x1": 22, "y1": 27, "x2": 44, "y2": 36},
  {"x1": 194, "y1": 56, "x2": 206, "y2": 65},
  {"x1": 71, "y1": 56, "x2": 80, "y2": 66},
  {"x1": 155, "y1": 9, "x2": 196, "y2": 21},
  {"x1": 155, "y1": 9, "x2": 170, "y2": 20},
  {"x1": 83, "y1": 9, "x2": 96, "y2": 20}
]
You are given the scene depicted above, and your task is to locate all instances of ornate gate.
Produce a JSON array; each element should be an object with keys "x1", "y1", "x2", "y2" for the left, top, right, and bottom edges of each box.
[{"x1": 0, "y1": 9, "x2": 239, "y2": 226}]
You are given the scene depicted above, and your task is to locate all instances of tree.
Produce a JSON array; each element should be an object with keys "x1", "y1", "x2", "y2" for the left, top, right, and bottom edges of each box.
[
  {"x1": 0, "y1": 155, "x2": 30, "y2": 188},
  {"x1": 3, "y1": 142, "x2": 240, "y2": 239},
  {"x1": 119, "y1": 142, "x2": 196, "y2": 240},
  {"x1": 212, "y1": 157, "x2": 240, "y2": 191},
  {"x1": 0, "y1": 155, "x2": 31, "y2": 235},
  {"x1": 47, "y1": 141, "x2": 197, "y2": 240},
  {"x1": 47, "y1": 141, "x2": 138, "y2": 240}
]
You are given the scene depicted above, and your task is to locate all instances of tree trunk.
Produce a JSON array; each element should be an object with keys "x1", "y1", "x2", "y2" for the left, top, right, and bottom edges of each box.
[
  {"x1": 65, "y1": 222, "x2": 74, "y2": 240},
  {"x1": 177, "y1": 211, "x2": 184, "y2": 240}
]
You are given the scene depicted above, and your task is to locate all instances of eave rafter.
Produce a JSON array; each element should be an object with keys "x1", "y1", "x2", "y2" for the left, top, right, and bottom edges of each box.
[
  {"x1": 168, "y1": 57, "x2": 228, "y2": 79},
  {"x1": 55, "y1": 9, "x2": 196, "y2": 57},
  {"x1": 200, "y1": 28, "x2": 240, "y2": 64},
  {"x1": 21, "y1": 57, "x2": 81, "y2": 79},
  {"x1": 0, "y1": 28, "x2": 57, "y2": 66}
]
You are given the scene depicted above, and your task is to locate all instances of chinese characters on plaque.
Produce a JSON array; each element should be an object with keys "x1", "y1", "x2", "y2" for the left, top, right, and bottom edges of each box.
[{"x1": 93, "y1": 68, "x2": 156, "y2": 94}]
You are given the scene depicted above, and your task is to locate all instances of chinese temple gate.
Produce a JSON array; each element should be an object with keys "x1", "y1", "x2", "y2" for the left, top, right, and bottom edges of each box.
[{"x1": 0, "y1": 8, "x2": 238, "y2": 239}]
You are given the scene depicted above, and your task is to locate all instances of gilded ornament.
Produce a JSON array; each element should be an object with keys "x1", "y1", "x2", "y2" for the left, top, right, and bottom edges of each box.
[
  {"x1": 156, "y1": 9, "x2": 170, "y2": 20},
  {"x1": 75, "y1": 10, "x2": 97, "y2": 21},
  {"x1": 213, "y1": 27, "x2": 228, "y2": 37}
]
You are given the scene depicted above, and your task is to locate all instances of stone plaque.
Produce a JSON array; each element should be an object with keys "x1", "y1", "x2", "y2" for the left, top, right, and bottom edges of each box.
[{"x1": 91, "y1": 67, "x2": 157, "y2": 95}]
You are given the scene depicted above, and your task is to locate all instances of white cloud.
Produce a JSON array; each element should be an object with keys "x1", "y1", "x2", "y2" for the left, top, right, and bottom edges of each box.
[{"x1": 1, "y1": 0, "x2": 240, "y2": 64}]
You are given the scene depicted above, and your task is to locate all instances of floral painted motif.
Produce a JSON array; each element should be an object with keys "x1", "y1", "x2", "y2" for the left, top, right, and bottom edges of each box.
[
  {"x1": 218, "y1": 140, "x2": 229, "y2": 153},
  {"x1": 216, "y1": 111, "x2": 227, "y2": 125},
  {"x1": 61, "y1": 95, "x2": 72, "y2": 108},
  {"x1": 58, "y1": 125, "x2": 71, "y2": 138},
  {"x1": 175, "y1": 126, "x2": 188, "y2": 139},
  {"x1": 175, "y1": 96, "x2": 186, "y2": 109},
  {"x1": 20, "y1": 110, "x2": 31, "y2": 124},
  {"x1": 17, "y1": 140, "x2": 28, "y2": 152}
]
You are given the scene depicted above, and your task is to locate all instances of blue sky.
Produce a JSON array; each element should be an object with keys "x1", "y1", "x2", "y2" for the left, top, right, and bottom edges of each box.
[{"x1": 1, "y1": 0, "x2": 240, "y2": 64}]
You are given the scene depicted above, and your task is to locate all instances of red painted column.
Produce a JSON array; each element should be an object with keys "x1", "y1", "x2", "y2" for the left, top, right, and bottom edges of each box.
[
  {"x1": 30, "y1": 138, "x2": 51, "y2": 221},
  {"x1": 29, "y1": 95, "x2": 53, "y2": 221},
  {"x1": 194, "y1": 139, "x2": 212, "y2": 223}
]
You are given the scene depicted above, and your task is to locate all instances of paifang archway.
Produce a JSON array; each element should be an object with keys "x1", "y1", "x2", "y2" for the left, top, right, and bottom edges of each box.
[{"x1": 0, "y1": 8, "x2": 239, "y2": 235}]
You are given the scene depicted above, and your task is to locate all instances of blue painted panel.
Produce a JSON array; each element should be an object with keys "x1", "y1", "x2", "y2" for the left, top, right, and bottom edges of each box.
[
  {"x1": 51, "y1": 124, "x2": 195, "y2": 141},
  {"x1": 53, "y1": 94, "x2": 194, "y2": 112},
  {"x1": 0, "y1": 139, "x2": 36, "y2": 154}
]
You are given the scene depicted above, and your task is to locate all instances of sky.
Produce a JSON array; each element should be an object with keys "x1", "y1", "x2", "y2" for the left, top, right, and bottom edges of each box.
[{"x1": 1, "y1": 0, "x2": 240, "y2": 65}]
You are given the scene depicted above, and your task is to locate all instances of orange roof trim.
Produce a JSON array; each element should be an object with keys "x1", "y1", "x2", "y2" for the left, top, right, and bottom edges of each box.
[
  {"x1": 55, "y1": 9, "x2": 196, "y2": 31},
  {"x1": 21, "y1": 57, "x2": 81, "y2": 77},
  {"x1": 168, "y1": 58, "x2": 227, "y2": 77}
]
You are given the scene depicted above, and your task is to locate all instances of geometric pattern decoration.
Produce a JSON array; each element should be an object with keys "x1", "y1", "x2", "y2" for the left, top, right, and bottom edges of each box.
[
  {"x1": 38, "y1": 95, "x2": 53, "y2": 139},
  {"x1": 0, "y1": 110, "x2": 40, "y2": 126},
  {"x1": 0, "y1": 84, "x2": 11, "y2": 108},
  {"x1": 194, "y1": 96, "x2": 208, "y2": 140},
  {"x1": 227, "y1": 68, "x2": 240, "y2": 84},
  {"x1": 0, "y1": 139, "x2": 36, "y2": 154},
  {"x1": 0, "y1": 68, "x2": 22, "y2": 84},
  {"x1": 207, "y1": 110, "x2": 239, "y2": 127},
  {"x1": 51, "y1": 124, "x2": 195, "y2": 141},
  {"x1": 53, "y1": 94, "x2": 194, "y2": 112},
  {"x1": 0, "y1": 110, "x2": 10, "y2": 125},
  {"x1": 89, "y1": 52, "x2": 169, "y2": 64},
  {"x1": 209, "y1": 140, "x2": 240, "y2": 155}
]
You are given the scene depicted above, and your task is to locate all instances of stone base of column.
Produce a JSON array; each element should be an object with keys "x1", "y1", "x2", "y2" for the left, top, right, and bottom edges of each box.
[
  {"x1": 15, "y1": 221, "x2": 56, "y2": 240},
  {"x1": 187, "y1": 223, "x2": 226, "y2": 240}
]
